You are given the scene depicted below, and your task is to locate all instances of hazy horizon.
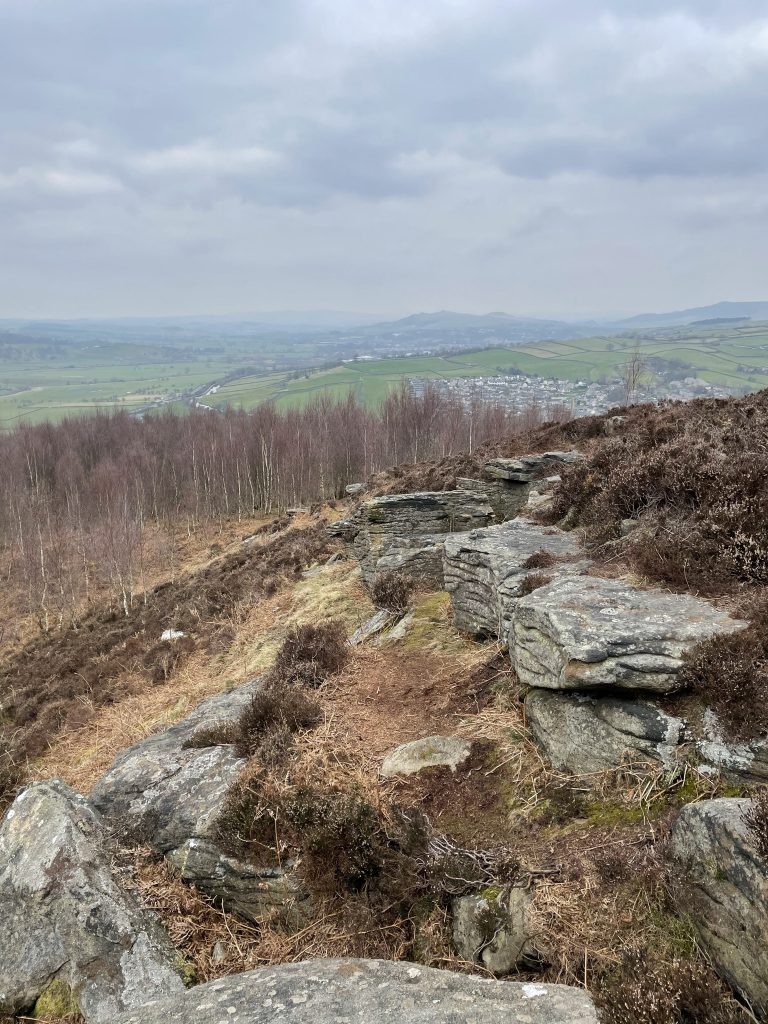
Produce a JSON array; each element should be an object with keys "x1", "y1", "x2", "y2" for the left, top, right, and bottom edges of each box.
[{"x1": 3, "y1": 1, "x2": 767, "y2": 319}]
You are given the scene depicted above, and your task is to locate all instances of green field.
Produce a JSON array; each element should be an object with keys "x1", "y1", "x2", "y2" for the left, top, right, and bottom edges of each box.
[
  {"x1": 210, "y1": 322, "x2": 768, "y2": 412},
  {"x1": 3, "y1": 321, "x2": 768, "y2": 427}
]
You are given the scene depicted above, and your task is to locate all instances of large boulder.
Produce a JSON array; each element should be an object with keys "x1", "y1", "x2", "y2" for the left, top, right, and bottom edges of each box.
[
  {"x1": 443, "y1": 520, "x2": 586, "y2": 637},
  {"x1": 669, "y1": 798, "x2": 768, "y2": 1016},
  {"x1": 111, "y1": 958, "x2": 598, "y2": 1024},
  {"x1": 167, "y1": 839, "x2": 309, "y2": 926},
  {"x1": 525, "y1": 690, "x2": 686, "y2": 774},
  {"x1": 91, "y1": 680, "x2": 261, "y2": 852},
  {"x1": 511, "y1": 576, "x2": 745, "y2": 693},
  {"x1": 0, "y1": 781, "x2": 184, "y2": 1023},
  {"x1": 381, "y1": 736, "x2": 471, "y2": 778},
  {"x1": 452, "y1": 888, "x2": 540, "y2": 975},
  {"x1": 353, "y1": 490, "x2": 493, "y2": 585}
]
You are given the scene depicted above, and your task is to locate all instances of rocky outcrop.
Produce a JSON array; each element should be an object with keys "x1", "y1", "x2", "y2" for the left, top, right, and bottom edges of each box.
[
  {"x1": 452, "y1": 888, "x2": 540, "y2": 975},
  {"x1": 670, "y1": 798, "x2": 768, "y2": 1016},
  {"x1": 380, "y1": 736, "x2": 471, "y2": 778},
  {"x1": 0, "y1": 781, "x2": 184, "y2": 1023},
  {"x1": 512, "y1": 576, "x2": 745, "y2": 693},
  {"x1": 91, "y1": 680, "x2": 261, "y2": 852},
  {"x1": 443, "y1": 520, "x2": 586, "y2": 638},
  {"x1": 456, "y1": 451, "x2": 583, "y2": 523},
  {"x1": 484, "y1": 451, "x2": 582, "y2": 484},
  {"x1": 372, "y1": 533, "x2": 447, "y2": 588},
  {"x1": 111, "y1": 958, "x2": 598, "y2": 1024},
  {"x1": 353, "y1": 490, "x2": 493, "y2": 585},
  {"x1": 167, "y1": 840, "x2": 309, "y2": 926},
  {"x1": 525, "y1": 690, "x2": 686, "y2": 774}
]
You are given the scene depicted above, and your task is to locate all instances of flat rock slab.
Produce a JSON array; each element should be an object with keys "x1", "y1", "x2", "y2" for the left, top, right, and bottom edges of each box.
[
  {"x1": 111, "y1": 958, "x2": 598, "y2": 1024},
  {"x1": 443, "y1": 520, "x2": 586, "y2": 638},
  {"x1": 0, "y1": 781, "x2": 183, "y2": 1023},
  {"x1": 91, "y1": 680, "x2": 261, "y2": 852},
  {"x1": 526, "y1": 690, "x2": 686, "y2": 774},
  {"x1": 512, "y1": 576, "x2": 745, "y2": 693},
  {"x1": 381, "y1": 736, "x2": 472, "y2": 778},
  {"x1": 348, "y1": 609, "x2": 394, "y2": 646},
  {"x1": 670, "y1": 798, "x2": 768, "y2": 1015}
]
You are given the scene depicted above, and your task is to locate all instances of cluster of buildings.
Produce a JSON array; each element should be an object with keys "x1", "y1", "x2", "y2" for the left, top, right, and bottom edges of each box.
[{"x1": 409, "y1": 372, "x2": 739, "y2": 417}]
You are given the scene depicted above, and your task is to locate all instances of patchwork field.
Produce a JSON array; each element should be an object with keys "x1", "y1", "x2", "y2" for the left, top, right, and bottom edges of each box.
[
  {"x1": 211, "y1": 321, "x2": 768, "y2": 411},
  {"x1": 3, "y1": 320, "x2": 768, "y2": 426}
]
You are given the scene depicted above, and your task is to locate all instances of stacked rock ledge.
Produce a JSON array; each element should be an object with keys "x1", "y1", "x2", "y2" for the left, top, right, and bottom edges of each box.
[
  {"x1": 443, "y1": 518, "x2": 587, "y2": 638},
  {"x1": 511, "y1": 576, "x2": 746, "y2": 694}
]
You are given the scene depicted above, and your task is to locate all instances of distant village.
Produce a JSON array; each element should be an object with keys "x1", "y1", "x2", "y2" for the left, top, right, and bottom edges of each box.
[{"x1": 409, "y1": 371, "x2": 736, "y2": 417}]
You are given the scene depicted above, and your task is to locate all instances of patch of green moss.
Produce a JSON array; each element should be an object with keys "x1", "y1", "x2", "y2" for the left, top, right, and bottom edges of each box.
[
  {"x1": 173, "y1": 955, "x2": 198, "y2": 987},
  {"x1": 33, "y1": 979, "x2": 81, "y2": 1019},
  {"x1": 587, "y1": 801, "x2": 647, "y2": 827},
  {"x1": 647, "y1": 908, "x2": 699, "y2": 959},
  {"x1": 402, "y1": 592, "x2": 451, "y2": 651}
]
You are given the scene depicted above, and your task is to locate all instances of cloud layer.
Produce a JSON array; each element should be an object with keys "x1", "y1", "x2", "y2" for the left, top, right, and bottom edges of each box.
[{"x1": 2, "y1": 0, "x2": 767, "y2": 317}]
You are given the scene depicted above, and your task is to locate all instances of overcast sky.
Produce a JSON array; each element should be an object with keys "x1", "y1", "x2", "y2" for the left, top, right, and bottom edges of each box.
[{"x1": 2, "y1": 0, "x2": 767, "y2": 319}]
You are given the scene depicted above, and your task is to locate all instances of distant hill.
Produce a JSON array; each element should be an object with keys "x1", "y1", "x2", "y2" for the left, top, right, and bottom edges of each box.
[
  {"x1": 616, "y1": 301, "x2": 768, "y2": 329},
  {"x1": 353, "y1": 309, "x2": 596, "y2": 342}
]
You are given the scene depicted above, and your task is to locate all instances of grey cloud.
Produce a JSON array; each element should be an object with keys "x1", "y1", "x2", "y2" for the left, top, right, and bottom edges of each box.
[{"x1": 2, "y1": 0, "x2": 768, "y2": 315}]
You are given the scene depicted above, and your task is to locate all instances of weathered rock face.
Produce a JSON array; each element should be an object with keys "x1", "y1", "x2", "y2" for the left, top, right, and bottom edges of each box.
[
  {"x1": 669, "y1": 798, "x2": 768, "y2": 1016},
  {"x1": 167, "y1": 839, "x2": 309, "y2": 926},
  {"x1": 380, "y1": 736, "x2": 471, "y2": 778},
  {"x1": 0, "y1": 781, "x2": 184, "y2": 1023},
  {"x1": 452, "y1": 888, "x2": 540, "y2": 975},
  {"x1": 525, "y1": 690, "x2": 686, "y2": 774},
  {"x1": 695, "y1": 709, "x2": 768, "y2": 781},
  {"x1": 456, "y1": 476, "x2": 527, "y2": 523},
  {"x1": 512, "y1": 576, "x2": 745, "y2": 693},
  {"x1": 483, "y1": 451, "x2": 583, "y2": 484},
  {"x1": 372, "y1": 533, "x2": 446, "y2": 588},
  {"x1": 91, "y1": 681, "x2": 261, "y2": 852},
  {"x1": 443, "y1": 520, "x2": 586, "y2": 638},
  {"x1": 111, "y1": 958, "x2": 598, "y2": 1024},
  {"x1": 455, "y1": 451, "x2": 582, "y2": 523},
  {"x1": 353, "y1": 490, "x2": 493, "y2": 585}
]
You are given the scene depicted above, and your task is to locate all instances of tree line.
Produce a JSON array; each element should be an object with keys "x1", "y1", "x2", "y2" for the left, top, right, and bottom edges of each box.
[{"x1": 0, "y1": 385, "x2": 566, "y2": 629}]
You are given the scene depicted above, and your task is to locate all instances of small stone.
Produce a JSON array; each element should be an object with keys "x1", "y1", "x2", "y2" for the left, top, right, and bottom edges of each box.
[
  {"x1": 452, "y1": 889, "x2": 540, "y2": 976},
  {"x1": 381, "y1": 736, "x2": 472, "y2": 778}
]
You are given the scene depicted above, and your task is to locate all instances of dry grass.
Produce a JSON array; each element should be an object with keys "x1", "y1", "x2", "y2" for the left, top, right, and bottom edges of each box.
[{"x1": 33, "y1": 542, "x2": 371, "y2": 793}]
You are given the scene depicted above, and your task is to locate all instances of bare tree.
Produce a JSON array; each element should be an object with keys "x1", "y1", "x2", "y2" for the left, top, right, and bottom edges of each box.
[{"x1": 621, "y1": 346, "x2": 648, "y2": 406}]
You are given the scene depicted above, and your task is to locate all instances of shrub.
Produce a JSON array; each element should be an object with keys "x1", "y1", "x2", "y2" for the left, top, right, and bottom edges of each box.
[
  {"x1": 518, "y1": 572, "x2": 552, "y2": 596},
  {"x1": 678, "y1": 601, "x2": 768, "y2": 740},
  {"x1": 271, "y1": 620, "x2": 349, "y2": 687},
  {"x1": 594, "y1": 949, "x2": 742, "y2": 1024},
  {"x1": 370, "y1": 571, "x2": 414, "y2": 614},
  {"x1": 548, "y1": 393, "x2": 768, "y2": 591},
  {"x1": 236, "y1": 686, "x2": 322, "y2": 758},
  {"x1": 744, "y1": 788, "x2": 768, "y2": 860},
  {"x1": 522, "y1": 549, "x2": 557, "y2": 569}
]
